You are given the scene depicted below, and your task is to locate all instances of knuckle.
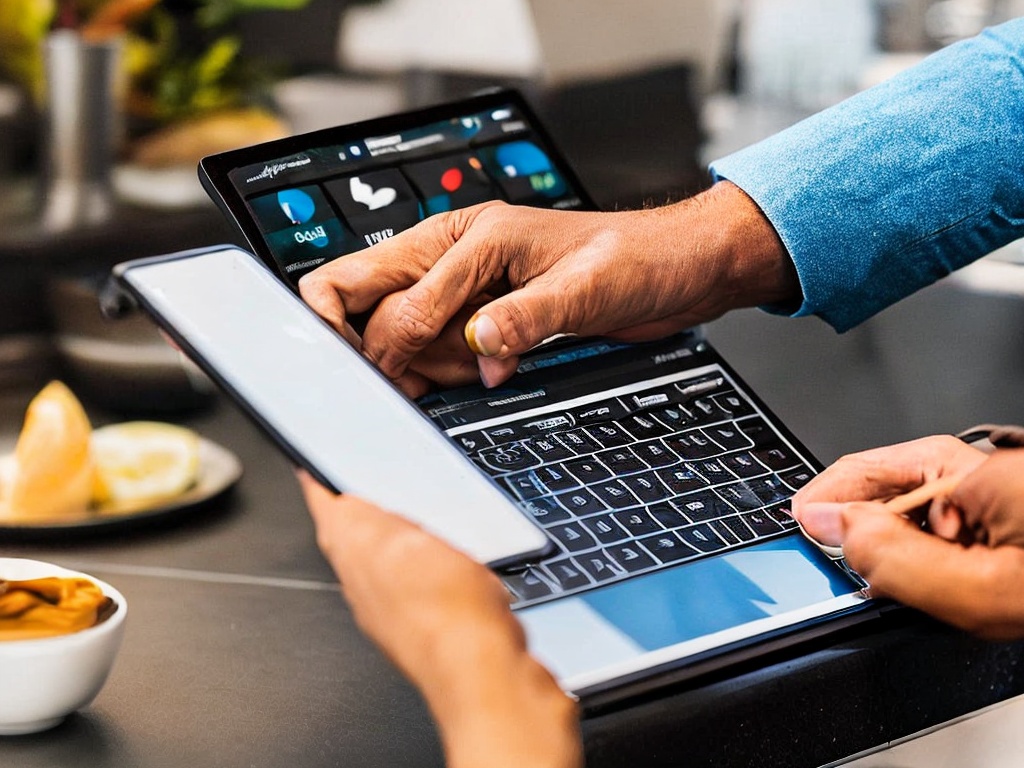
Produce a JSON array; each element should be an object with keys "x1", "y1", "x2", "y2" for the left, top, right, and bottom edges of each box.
[{"x1": 392, "y1": 289, "x2": 443, "y2": 350}]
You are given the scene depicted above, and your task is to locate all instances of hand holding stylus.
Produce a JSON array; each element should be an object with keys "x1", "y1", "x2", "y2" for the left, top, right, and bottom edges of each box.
[{"x1": 792, "y1": 437, "x2": 1024, "y2": 639}]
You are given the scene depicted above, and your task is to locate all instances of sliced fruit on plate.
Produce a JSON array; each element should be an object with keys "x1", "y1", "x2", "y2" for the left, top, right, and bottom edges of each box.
[
  {"x1": 2, "y1": 381, "x2": 95, "y2": 520},
  {"x1": 91, "y1": 421, "x2": 201, "y2": 509}
]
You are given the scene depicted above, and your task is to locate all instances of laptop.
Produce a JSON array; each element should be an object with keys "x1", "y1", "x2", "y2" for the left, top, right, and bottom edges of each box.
[{"x1": 115, "y1": 87, "x2": 879, "y2": 710}]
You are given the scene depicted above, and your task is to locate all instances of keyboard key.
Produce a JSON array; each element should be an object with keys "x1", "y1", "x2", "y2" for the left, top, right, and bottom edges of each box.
[
  {"x1": 536, "y1": 465, "x2": 579, "y2": 493},
  {"x1": 503, "y1": 471, "x2": 546, "y2": 500},
  {"x1": 689, "y1": 396, "x2": 728, "y2": 423},
  {"x1": 766, "y1": 503, "x2": 800, "y2": 529},
  {"x1": 544, "y1": 559, "x2": 592, "y2": 590},
  {"x1": 570, "y1": 399, "x2": 631, "y2": 425},
  {"x1": 591, "y1": 481, "x2": 639, "y2": 509},
  {"x1": 557, "y1": 429, "x2": 603, "y2": 455},
  {"x1": 704, "y1": 424, "x2": 753, "y2": 451},
  {"x1": 527, "y1": 436, "x2": 575, "y2": 463},
  {"x1": 582, "y1": 514, "x2": 630, "y2": 544},
  {"x1": 452, "y1": 430, "x2": 491, "y2": 453},
  {"x1": 674, "y1": 376, "x2": 726, "y2": 399},
  {"x1": 606, "y1": 542, "x2": 658, "y2": 572},
  {"x1": 720, "y1": 451, "x2": 768, "y2": 479},
  {"x1": 620, "y1": 472, "x2": 671, "y2": 504},
  {"x1": 548, "y1": 521, "x2": 598, "y2": 553},
  {"x1": 665, "y1": 429, "x2": 721, "y2": 460},
  {"x1": 503, "y1": 568, "x2": 554, "y2": 600},
  {"x1": 619, "y1": 413, "x2": 673, "y2": 440},
  {"x1": 521, "y1": 415, "x2": 573, "y2": 434},
  {"x1": 674, "y1": 490, "x2": 734, "y2": 522},
  {"x1": 597, "y1": 447, "x2": 648, "y2": 474},
  {"x1": 555, "y1": 488, "x2": 607, "y2": 517},
  {"x1": 709, "y1": 519, "x2": 741, "y2": 544},
  {"x1": 716, "y1": 482, "x2": 765, "y2": 511},
  {"x1": 687, "y1": 459, "x2": 734, "y2": 485},
  {"x1": 576, "y1": 552, "x2": 623, "y2": 582},
  {"x1": 483, "y1": 423, "x2": 528, "y2": 445},
  {"x1": 479, "y1": 444, "x2": 540, "y2": 472},
  {"x1": 657, "y1": 465, "x2": 706, "y2": 494},
  {"x1": 611, "y1": 509, "x2": 662, "y2": 537},
  {"x1": 677, "y1": 523, "x2": 727, "y2": 552},
  {"x1": 627, "y1": 387, "x2": 676, "y2": 410},
  {"x1": 747, "y1": 475, "x2": 792, "y2": 504},
  {"x1": 649, "y1": 502, "x2": 690, "y2": 528},
  {"x1": 634, "y1": 440, "x2": 679, "y2": 468},
  {"x1": 651, "y1": 405, "x2": 695, "y2": 430},
  {"x1": 780, "y1": 467, "x2": 815, "y2": 490},
  {"x1": 719, "y1": 515, "x2": 756, "y2": 542},
  {"x1": 742, "y1": 510, "x2": 784, "y2": 536},
  {"x1": 520, "y1": 497, "x2": 570, "y2": 524},
  {"x1": 713, "y1": 391, "x2": 755, "y2": 417},
  {"x1": 585, "y1": 422, "x2": 633, "y2": 449},
  {"x1": 736, "y1": 416, "x2": 776, "y2": 449},
  {"x1": 564, "y1": 457, "x2": 612, "y2": 485},
  {"x1": 639, "y1": 531, "x2": 699, "y2": 563},
  {"x1": 754, "y1": 445, "x2": 801, "y2": 472}
]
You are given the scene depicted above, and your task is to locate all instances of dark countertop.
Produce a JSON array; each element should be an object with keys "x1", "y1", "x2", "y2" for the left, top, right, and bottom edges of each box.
[{"x1": 2, "y1": 273, "x2": 1024, "y2": 767}]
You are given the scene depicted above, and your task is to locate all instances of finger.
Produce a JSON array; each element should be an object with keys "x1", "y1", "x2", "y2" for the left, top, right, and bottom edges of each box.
[
  {"x1": 298, "y1": 209, "x2": 477, "y2": 338},
  {"x1": 395, "y1": 306, "x2": 486, "y2": 389},
  {"x1": 952, "y1": 448, "x2": 1024, "y2": 547},
  {"x1": 478, "y1": 355, "x2": 521, "y2": 389},
  {"x1": 793, "y1": 435, "x2": 985, "y2": 511},
  {"x1": 361, "y1": 219, "x2": 510, "y2": 378},
  {"x1": 840, "y1": 503, "x2": 1024, "y2": 639}
]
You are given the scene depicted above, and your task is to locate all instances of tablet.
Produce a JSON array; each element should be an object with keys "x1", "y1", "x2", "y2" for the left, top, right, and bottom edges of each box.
[{"x1": 113, "y1": 245, "x2": 552, "y2": 569}]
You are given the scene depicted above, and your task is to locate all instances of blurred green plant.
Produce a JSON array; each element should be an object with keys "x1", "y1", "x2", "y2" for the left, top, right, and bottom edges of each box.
[{"x1": 0, "y1": 0, "x2": 312, "y2": 122}]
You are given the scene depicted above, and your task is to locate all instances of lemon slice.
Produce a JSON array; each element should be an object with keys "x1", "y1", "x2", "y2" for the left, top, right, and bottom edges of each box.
[
  {"x1": 91, "y1": 421, "x2": 200, "y2": 510},
  {"x1": 3, "y1": 381, "x2": 94, "y2": 521}
]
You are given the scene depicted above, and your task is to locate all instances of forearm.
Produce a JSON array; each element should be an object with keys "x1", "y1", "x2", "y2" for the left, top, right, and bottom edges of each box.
[
  {"x1": 711, "y1": 18, "x2": 1024, "y2": 331},
  {"x1": 422, "y1": 623, "x2": 582, "y2": 768}
]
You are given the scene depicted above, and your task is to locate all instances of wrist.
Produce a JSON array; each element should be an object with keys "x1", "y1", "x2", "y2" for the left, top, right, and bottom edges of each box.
[
  {"x1": 423, "y1": 624, "x2": 582, "y2": 768},
  {"x1": 715, "y1": 180, "x2": 800, "y2": 310},
  {"x1": 673, "y1": 180, "x2": 799, "y2": 314}
]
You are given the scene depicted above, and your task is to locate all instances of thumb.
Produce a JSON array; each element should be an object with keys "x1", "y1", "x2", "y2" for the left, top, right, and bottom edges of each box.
[{"x1": 464, "y1": 282, "x2": 579, "y2": 359}]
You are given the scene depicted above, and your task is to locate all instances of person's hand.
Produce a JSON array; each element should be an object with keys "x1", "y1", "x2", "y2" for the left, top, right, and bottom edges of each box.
[
  {"x1": 299, "y1": 181, "x2": 797, "y2": 396},
  {"x1": 297, "y1": 472, "x2": 582, "y2": 768},
  {"x1": 950, "y1": 447, "x2": 1024, "y2": 547},
  {"x1": 793, "y1": 435, "x2": 987, "y2": 541},
  {"x1": 792, "y1": 438, "x2": 1024, "y2": 639}
]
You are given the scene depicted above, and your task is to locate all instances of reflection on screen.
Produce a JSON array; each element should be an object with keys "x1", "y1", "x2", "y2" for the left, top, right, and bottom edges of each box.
[
  {"x1": 517, "y1": 534, "x2": 862, "y2": 685},
  {"x1": 234, "y1": 105, "x2": 583, "y2": 285}
]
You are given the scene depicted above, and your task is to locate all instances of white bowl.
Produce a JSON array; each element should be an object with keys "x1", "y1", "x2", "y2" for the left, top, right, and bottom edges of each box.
[{"x1": 0, "y1": 558, "x2": 126, "y2": 735}]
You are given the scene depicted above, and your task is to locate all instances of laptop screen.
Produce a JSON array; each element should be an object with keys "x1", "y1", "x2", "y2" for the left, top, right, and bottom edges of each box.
[{"x1": 215, "y1": 95, "x2": 588, "y2": 287}]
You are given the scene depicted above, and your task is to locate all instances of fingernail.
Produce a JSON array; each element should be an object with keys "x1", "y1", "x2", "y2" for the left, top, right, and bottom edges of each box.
[
  {"x1": 798, "y1": 502, "x2": 847, "y2": 546},
  {"x1": 465, "y1": 313, "x2": 506, "y2": 357}
]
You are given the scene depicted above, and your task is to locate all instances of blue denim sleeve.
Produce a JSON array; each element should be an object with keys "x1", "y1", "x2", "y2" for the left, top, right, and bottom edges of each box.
[{"x1": 709, "y1": 19, "x2": 1024, "y2": 332}]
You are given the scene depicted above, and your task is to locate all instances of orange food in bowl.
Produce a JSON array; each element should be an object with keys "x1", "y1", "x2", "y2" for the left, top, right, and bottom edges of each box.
[{"x1": 0, "y1": 577, "x2": 114, "y2": 641}]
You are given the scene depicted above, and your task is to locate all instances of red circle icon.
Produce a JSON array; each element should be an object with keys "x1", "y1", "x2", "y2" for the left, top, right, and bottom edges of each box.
[{"x1": 440, "y1": 167, "x2": 463, "y2": 192}]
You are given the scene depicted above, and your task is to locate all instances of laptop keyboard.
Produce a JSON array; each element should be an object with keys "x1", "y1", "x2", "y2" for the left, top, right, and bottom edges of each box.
[{"x1": 448, "y1": 369, "x2": 812, "y2": 608}]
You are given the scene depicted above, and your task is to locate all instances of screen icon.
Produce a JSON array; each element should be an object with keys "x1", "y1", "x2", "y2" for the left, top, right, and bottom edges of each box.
[
  {"x1": 325, "y1": 169, "x2": 422, "y2": 249},
  {"x1": 479, "y1": 141, "x2": 568, "y2": 204},
  {"x1": 403, "y1": 153, "x2": 499, "y2": 215},
  {"x1": 349, "y1": 176, "x2": 398, "y2": 211},
  {"x1": 276, "y1": 188, "x2": 317, "y2": 225}
]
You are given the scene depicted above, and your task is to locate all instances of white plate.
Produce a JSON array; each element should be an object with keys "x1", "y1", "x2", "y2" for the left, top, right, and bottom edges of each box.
[{"x1": 0, "y1": 438, "x2": 242, "y2": 539}]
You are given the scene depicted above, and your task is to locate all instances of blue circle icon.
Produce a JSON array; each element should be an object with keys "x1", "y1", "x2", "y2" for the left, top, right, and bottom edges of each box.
[{"x1": 277, "y1": 189, "x2": 316, "y2": 225}]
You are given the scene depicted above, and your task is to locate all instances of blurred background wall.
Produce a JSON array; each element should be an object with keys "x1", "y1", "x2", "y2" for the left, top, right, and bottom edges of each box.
[{"x1": 0, "y1": 0, "x2": 1022, "y2": 458}]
